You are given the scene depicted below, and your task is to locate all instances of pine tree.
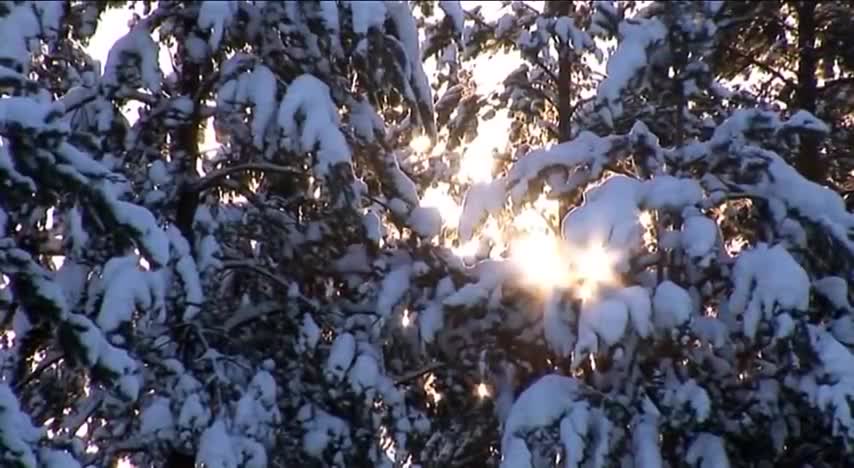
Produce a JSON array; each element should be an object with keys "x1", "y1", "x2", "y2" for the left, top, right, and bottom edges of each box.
[
  {"x1": 710, "y1": 0, "x2": 854, "y2": 185},
  {"x1": 3, "y1": 1, "x2": 854, "y2": 468}
]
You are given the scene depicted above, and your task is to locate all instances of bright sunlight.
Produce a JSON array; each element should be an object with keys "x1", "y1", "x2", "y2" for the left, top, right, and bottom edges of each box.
[{"x1": 511, "y1": 232, "x2": 571, "y2": 289}]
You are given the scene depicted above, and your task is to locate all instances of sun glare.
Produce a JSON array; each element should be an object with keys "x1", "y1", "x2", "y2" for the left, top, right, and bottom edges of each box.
[
  {"x1": 511, "y1": 232, "x2": 570, "y2": 289},
  {"x1": 572, "y1": 244, "x2": 615, "y2": 285},
  {"x1": 420, "y1": 184, "x2": 461, "y2": 228}
]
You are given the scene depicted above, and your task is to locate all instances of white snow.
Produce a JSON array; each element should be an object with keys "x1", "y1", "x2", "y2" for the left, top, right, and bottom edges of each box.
[
  {"x1": 347, "y1": 1, "x2": 386, "y2": 35},
  {"x1": 277, "y1": 74, "x2": 351, "y2": 176},
  {"x1": 167, "y1": 226, "x2": 204, "y2": 321},
  {"x1": 632, "y1": 415, "x2": 662, "y2": 468},
  {"x1": 407, "y1": 206, "x2": 442, "y2": 238},
  {"x1": 728, "y1": 244, "x2": 810, "y2": 339},
  {"x1": 198, "y1": 1, "x2": 238, "y2": 50},
  {"x1": 503, "y1": 374, "x2": 579, "y2": 446},
  {"x1": 596, "y1": 18, "x2": 667, "y2": 125},
  {"x1": 0, "y1": 384, "x2": 43, "y2": 468},
  {"x1": 559, "y1": 403, "x2": 590, "y2": 468},
  {"x1": 385, "y1": 0, "x2": 434, "y2": 127},
  {"x1": 686, "y1": 433, "x2": 730, "y2": 468},
  {"x1": 377, "y1": 264, "x2": 412, "y2": 317},
  {"x1": 349, "y1": 99, "x2": 385, "y2": 141},
  {"x1": 178, "y1": 393, "x2": 211, "y2": 430},
  {"x1": 102, "y1": 28, "x2": 162, "y2": 94},
  {"x1": 681, "y1": 215, "x2": 718, "y2": 259},
  {"x1": 299, "y1": 314, "x2": 321, "y2": 351},
  {"x1": 107, "y1": 199, "x2": 170, "y2": 267},
  {"x1": 641, "y1": 176, "x2": 704, "y2": 212},
  {"x1": 0, "y1": 2, "x2": 64, "y2": 74},
  {"x1": 583, "y1": 298, "x2": 629, "y2": 350},
  {"x1": 217, "y1": 64, "x2": 278, "y2": 147},
  {"x1": 562, "y1": 175, "x2": 644, "y2": 272},
  {"x1": 39, "y1": 449, "x2": 81, "y2": 468},
  {"x1": 653, "y1": 281, "x2": 693, "y2": 330},
  {"x1": 326, "y1": 333, "x2": 356, "y2": 381},
  {"x1": 813, "y1": 277, "x2": 850, "y2": 309},
  {"x1": 140, "y1": 396, "x2": 174, "y2": 436},
  {"x1": 95, "y1": 255, "x2": 152, "y2": 332},
  {"x1": 500, "y1": 437, "x2": 533, "y2": 468},
  {"x1": 618, "y1": 286, "x2": 653, "y2": 338},
  {"x1": 418, "y1": 303, "x2": 444, "y2": 343},
  {"x1": 458, "y1": 181, "x2": 506, "y2": 242},
  {"x1": 197, "y1": 420, "x2": 238, "y2": 468},
  {"x1": 298, "y1": 404, "x2": 351, "y2": 458},
  {"x1": 348, "y1": 354, "x2": 380, "y2": 393},
  {"x1": 439, "y1": 1, "x2": 465, "y2": 36}
]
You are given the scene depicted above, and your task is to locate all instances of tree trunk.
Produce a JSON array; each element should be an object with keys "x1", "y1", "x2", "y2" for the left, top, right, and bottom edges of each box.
[
  {"x1": 795, "y1": 1, "x2": 824, "y2": 182},
  {"x1": 174, "y1": 60, "x2": 202, "y2": 251},
  {"x1": 551, "y1": 0, "x2": 575, "y2": 221}
]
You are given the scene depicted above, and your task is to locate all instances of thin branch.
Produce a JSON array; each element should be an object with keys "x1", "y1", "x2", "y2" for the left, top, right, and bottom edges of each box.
[
  {"x1": 394, "y1": 362, "x2": 446, "y2": 385},
  {"x1": 192, "y1": 163, "x2": 304, "y2": 192},
  {"x1": 220, "y1": 259, "x2": 291, "y2": 290},
  {"x1": 724, "y1": 45, "x2": 796, "y2": 89}
]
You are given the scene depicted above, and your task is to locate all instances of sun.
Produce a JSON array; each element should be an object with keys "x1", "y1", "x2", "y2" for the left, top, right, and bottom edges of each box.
[{"x1": 510, "y1": 232, "x2": 571, "y2": 290}]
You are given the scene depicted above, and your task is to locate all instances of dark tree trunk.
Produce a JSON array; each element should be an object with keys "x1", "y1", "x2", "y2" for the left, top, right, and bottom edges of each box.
[
  {"x1": 550, "y1": 0, "x2": 575, "y2": 221},
  {"x1": 174, "y1": 60, "x2": 202, "y2": 251},
  {"x1": 795, "y1": 1, "x2": 824, "y2": 182}
]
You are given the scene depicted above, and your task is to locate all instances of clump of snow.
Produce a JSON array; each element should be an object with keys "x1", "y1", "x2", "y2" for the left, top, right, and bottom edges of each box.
[
  {"x1": 102, "y1": 28, "x2": 162, "y2": 94},
  {"x1": 686, "y1": 433, "x2": 730, "y2": 468},
  {"x1": 140, "y1": 396, "x2": 174, "y2": 437},
  {"x1": 0, "y1": 2, "x2": 65, "y2": 74},
  {"x1": 728, "y1": 244, "x2": 810, "y2": 339},
  {"x1": 653, "y1": 281, "x2": 693, "y2": 330},
  {"x1": 579, "y1": 298, "x2": 629, "y2": 351},
  {"x1": 0, "y1": 384, "x2": 43, "y2": 468},
  {"x1": 813, "y1": 277, "x2": 850, "y2": 309},
  {"x1": 632, "y1": 415, "x2": 662, "y2": 468},
  {"x1": 681, "y1": 215, "x2": 718, "y2": 260},
  {"x1": 167, "y1": 226, "x2": 204, "y2": 321},
  {"x1": 196, "y1": 420, "x2": 238, "y2": 468},
  {"x1": 198, "y1": 1, "x2": 239, "y2": 50},
  {"x1": 408, "y1": 206, "x2": 442, "y2": 238},
  {"x1": 618, "y1": 286, "x2": 653, "y2": 338},
  {"x1": 596, "y1": 18, "x2": 668, "y2": 126},
  {"x1": 326, "y1": 333, "x2": 356, "y2": 381},
  {"x1": 346, "y1": 1, "x2": 387, "y2": 35},
  {"x1": 298, "y1": 403, "x2": 352, "y2": 458},
  {"x1": 641, "y1": 176, "x2": 704, "y2": 212},
  {"x1": 95, "y1": 255, "x2": 153, "y2": 332},
  {"x1": 377, "y1": 264, "x2": 412, "y2": 317},
  {"x1": 458, "y1": 181, "x2": 506, "y2": 242},
  {"x1": 559, "y1": 403, "x2": 590, "y2": 468},
  {"x1": 502, "y1": 374, "x2": 579, "y2": 447},
  {"x1": 349, "y1": 99, "x2": 385, "y2": 141},
  {"x1": 439, "y1": 1, "x2": 465, "y2": 37},
  {"x1": 299, "y1": 314, "x2": 321, "y2": 352},
  {"x1": 562, "y1": 175, "x2": 643, "y2": 272},
  {"x1": 277, "y1": 74, "x2": 351, "y2": 176},
  {"x1": 217, "y1": 64, "x2": 278, "y2": 147},
  {"x1": 348, "y1": 354, "x2": 380, "y2": 393}
]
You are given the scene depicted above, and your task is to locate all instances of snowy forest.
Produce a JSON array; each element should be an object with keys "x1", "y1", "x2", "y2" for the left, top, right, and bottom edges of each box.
[{"x1": 2, "y1": 0, "x2": 854, "y2": 466}]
